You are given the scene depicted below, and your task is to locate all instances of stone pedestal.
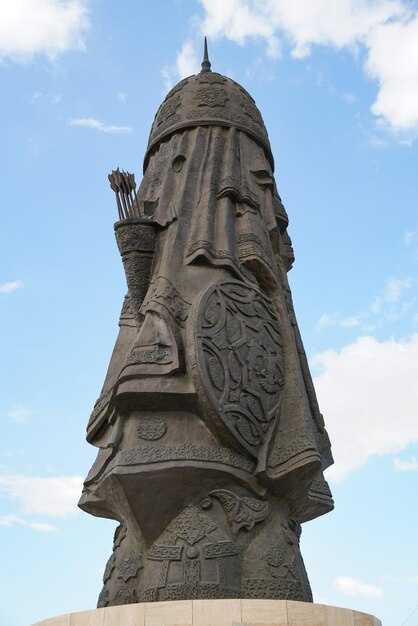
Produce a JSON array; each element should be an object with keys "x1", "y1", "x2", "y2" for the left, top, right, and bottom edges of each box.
[{"x1": 32, "y1": 599, "x2": 382, "y2": 625}]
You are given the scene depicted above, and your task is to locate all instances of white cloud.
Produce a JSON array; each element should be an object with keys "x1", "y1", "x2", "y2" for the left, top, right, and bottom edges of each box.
[
  {"x1": 194, "y1": 0, "x2": 418, "y2": 133},
  {"x1": 317, "y1": 276, "x2": 414, "y2": 331},
  {"x1": 365, "y1": 14, "x2": 418, "y2": 132},
  {"x1": 69, "y1": 118, "x2": 132, "y2": 134},
  {"x1": 0, "y1": 475, "x2": 83, "y2": 517},
  {"x1": 176, "y1": 40, "x2": 200, "y2": 78},
  {"x1": 394, "y1": 456, "x2": 418, "y2": 471},
  {"x1": 313, "y1": 334, "x2": 418, "y2": 480},
  {"x1": 0, "y1": 0, "x2": 89, "y2": 62},
  {"x1": 199, "y1": 0, "x2": 281, "y2": 58},
  {"x1": 160, "y1": 39, "x2": 200, "y2": 92},
  {"x1": 117, "y1": 91, "x2": 127, "y2": 104},
  {"x1": 0, "y1": 280, "x2": 23, "y2": 294},
  {"x1": 7, "y1": 405, "x2": 32, "y2": 424},
  {"x1": 334, "y1": 576, "x2": 384, "y2": 597},
  {"x1": 0, "y1": 514, "x2": 57, "y2": 533}
]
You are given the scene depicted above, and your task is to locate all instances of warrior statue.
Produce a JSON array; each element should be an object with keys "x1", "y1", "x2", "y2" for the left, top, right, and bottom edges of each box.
[{"x1": 79, "y1": 40, "x2": 334, "y2": 607}]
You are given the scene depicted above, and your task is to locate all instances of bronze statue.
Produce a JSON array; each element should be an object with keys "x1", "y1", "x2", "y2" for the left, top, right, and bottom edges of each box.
[{"x1": 79, "y1": 39, "x2": 334, "y2": 607}]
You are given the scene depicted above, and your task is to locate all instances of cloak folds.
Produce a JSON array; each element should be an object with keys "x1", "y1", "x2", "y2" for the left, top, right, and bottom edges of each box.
[{"x1": 82, "y1": 124, "x2": 333, "y2": 525}]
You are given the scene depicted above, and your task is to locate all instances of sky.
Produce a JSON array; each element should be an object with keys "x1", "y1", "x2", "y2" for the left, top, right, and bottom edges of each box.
[{"x1": 1, "y1": 1, "x2": 418, "y2": 625}]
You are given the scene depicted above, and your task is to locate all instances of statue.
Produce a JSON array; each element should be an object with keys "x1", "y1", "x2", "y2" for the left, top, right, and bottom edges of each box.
[{"x1": 79, "y1": 40, "x2": 334, "y2": 607}]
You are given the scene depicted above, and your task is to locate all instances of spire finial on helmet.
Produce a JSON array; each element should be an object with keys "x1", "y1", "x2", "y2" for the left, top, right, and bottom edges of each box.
[{"x1": 201, "y1": 36, "x2": 212, "y2": 73}]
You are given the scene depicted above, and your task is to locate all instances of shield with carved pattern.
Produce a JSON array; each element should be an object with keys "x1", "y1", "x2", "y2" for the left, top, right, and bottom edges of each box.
[{"x1": 189, "y1": 279, "x2": 284, "y2": 458}]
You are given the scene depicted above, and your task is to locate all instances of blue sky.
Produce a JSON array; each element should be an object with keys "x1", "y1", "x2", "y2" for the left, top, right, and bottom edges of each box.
[{"x1": 1, "y1": 1, "x2": 418, "y2": 625}]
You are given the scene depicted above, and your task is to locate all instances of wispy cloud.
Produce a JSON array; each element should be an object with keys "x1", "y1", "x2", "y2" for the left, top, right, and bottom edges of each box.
[
  {"x1": 7, "y1": 405, "x2": 32, "y2": 424},
  {"x1": 0, "y1": 0, "x2": 90, "y2": 63},
  {"x1": 404, "y1": 230, "x2": 418, "y2": 246},
  {"x1": 0, "y1": 475, "x2": 83, "y2": 517},
  {"x1": 161, "y1": 39, "x2": 200, "y2": 92},
  {"x1": 32, "y1": 91, "x2": 62, "y2": 104},
  {"x1": 117, "y1": 91, "x2": 127, "y2": 104},
  {"x1": 316, "y1": 313, "x2": 362, "y2": 330},
  {"x1": 334, "y1": 576, "x2": 384, "y2": 598},
  {"x1": 69, "y1": 118, "x2": 132, "y2": 134},
  {"x1": 0, "y1": 280, "x2": 23, "y2": 294},
  {"x1": 176, "y1": 40, "x2": 200, "y2": 78},
  {"x1": 394, "y1": 456, "x2": 418, "y2": 471},
  {"x1": 0, "y1": 514, "x2": 57, "y2": 533},
  {"x1": 313, "y1": 334, "x2": 418, "y2": 480},
  {"x1": 317, "y1": 276, "x2": 414, "y2": 332}
]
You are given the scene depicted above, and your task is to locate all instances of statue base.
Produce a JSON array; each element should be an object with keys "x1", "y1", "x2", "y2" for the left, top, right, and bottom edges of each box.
[{"x1": 32, "y1": 599, "x2": 382, "y2": 625}]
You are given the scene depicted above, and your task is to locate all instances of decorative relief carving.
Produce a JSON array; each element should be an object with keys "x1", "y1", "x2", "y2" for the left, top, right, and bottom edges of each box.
[
  {"x1": 165, "y1": 77, "x2": 189, "y2": 99},
  {"x1": 268, "y1": 428, "x2": 316, "y2": 468},
  {"x1": 218, "y1": 176, "x2": 260, "y2": 209},
  {"x1": 187, "y1": 238, "x2": 235, "y2": 261},
  {"x1": 202, "y1": 541, "x2": 238, "y2": 558},
  {"x1": 168, "y1": 505, "x2": 217, "y2": 545},
  {"x1": 209, "y1": 489, "x2": 269, "y2": 535},
  {"x1": 117, "y1": 554, "x2": 143, "y2": 582},
  {"x1": 193, "y1": 87, "x2": 229, "y2": 108},
  {"x1": 120, "y1": 294, "x2": 134, "y2": 318},
  {"x1": 136, "y1": 417, "x2": 167, "y2": 441},
  {"x1": 152, "y1": 113, "x2": 181, "y2": 138},
  {"x1": 157, "y1": 96, "x2": 181, "y2": 126},
  {"x1": 242, "y1": 578, "x2": 306, "y2": 601},
  {"x1": 138, "y1": 587, "x2": 157, "y2": 602},
  {"x1": 112, "y1": 444, "x2": 255, "y2": 473},
  {"x1": 120, "y1": 253, "x2": 154, "y2": 323},
  {"x1": 199, "y1": 72, "x2": 227, "y2": 85},
  {"x1": 143, "y1": 277, "x2": 191, "y2": 326},
  {"x1": 193, "y1": 280, "x2": 285, "y2": 456},
  {"x1": 184, "y1": 560, "x2": 200, "y2": 597},
  {"x1": 115, "y1": 222, "x2": 155, "y2": 255},
  {"x1": 126, "y1": 346, "x2": 172, "y2": 366},
  {"x1": 240, "y1": 95, "x2": 265, "y2": 129},
  {"x1": 111, "y1": 588, "x2": 137, "y2": 605},
  {"x1": 148, "y1": 545, "x2": 182, "y2": 561},
  {"x1": 88, "y1": 387, "x2": 114, "y2": 427}
]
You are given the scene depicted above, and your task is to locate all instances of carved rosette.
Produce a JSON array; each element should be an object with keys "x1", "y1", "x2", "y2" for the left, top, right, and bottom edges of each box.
[{"x1": 189, "y1": 280, "x2": 284, "y2": 457}]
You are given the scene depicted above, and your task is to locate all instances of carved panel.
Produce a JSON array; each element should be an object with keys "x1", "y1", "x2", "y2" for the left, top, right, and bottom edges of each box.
[
  {"x1": 202, "y1": 541, "x2": 238, "y2": 558},
  {"x1": 117, "y1": 554, "x2": 143, "y2": 582},
  {"x1": 157, "y1": 96, "x2": 181, "y2": 125},
  {"x1": 167, "y1": 505, "x2": 217, "y2": 545},
  {"x1": 193, "y1": 87, "x2": 229, "y2": 108},
  {"x1": 199, "y1": 72, "x2": 227, "y2": 85},
  {"x1": 242, "y1": 578, "x2": 307, "y2": 601},
  {"x1": 148, "y1": 545, "x2": 182, "y2": 561},
  {"x1": 137, "y1": 417, "x2": 167, "y2": 441},
  {"x1": 112, "y1": 444, "x2": 255, "y2": 473},
  {"x1": 126, "y1": 345, "x2": 173, "y2": 366},
  {"x1": 191, "y1": 280, "x2": 284, "y2": 457},
  {"x1": 210, "y1": 489, "x2": 269, "y2": 535}
]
